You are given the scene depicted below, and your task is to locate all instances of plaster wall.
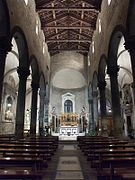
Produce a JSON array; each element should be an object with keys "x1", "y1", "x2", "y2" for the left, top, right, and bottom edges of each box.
[
  {"x1": 50, "y1": 51, "x2": 87, "y2": 80},
  {"x1": 6, "y1": 0, "x2": 50, "y2": 82},
  {"x1": 49, "y1": 86, "x2": 88, "y2": 116},
  {"x1": 88, "y1": 0, "x2": 129, "y2": 82}
]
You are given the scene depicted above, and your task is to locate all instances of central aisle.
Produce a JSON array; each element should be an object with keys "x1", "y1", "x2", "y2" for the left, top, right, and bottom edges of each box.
[
  {"x1": 55, "y1": 145, "x2": 84, "y2": 179},
  {"x1": 43, "y1": 141, "x2": 97, "y2": 180}
]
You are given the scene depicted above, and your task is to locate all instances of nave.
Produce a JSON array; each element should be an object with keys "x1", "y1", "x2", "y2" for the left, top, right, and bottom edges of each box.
[
  {"x1": 43, "y1": 141, "x2": 97, "y2": 180},
  {"x1": 1, "y1": 0, "x2": 135, "y2": 178},
  {"x1": 0, "y1": 134, "x2": 135, "y2": 179}
]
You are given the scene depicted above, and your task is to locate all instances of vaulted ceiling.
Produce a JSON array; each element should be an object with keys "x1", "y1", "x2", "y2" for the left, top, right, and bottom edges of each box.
[{"x1": 35, "y1": 0, "x2": 102, "y2": 56}]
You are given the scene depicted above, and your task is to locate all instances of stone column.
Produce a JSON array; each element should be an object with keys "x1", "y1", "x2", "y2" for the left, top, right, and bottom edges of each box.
[
  {"x1": 98, "y1": 81, "x2": 107, "y2": 118},
  {"x1": 107, "y1": 65, "x2": 123, "y2": 136},
  {"x1": 44, "y1": 98, "x2": 49, "y2": 126},
  {"x1": 88, "y1": 98, "x2": 94, "y2": 132},
  {"x1": 92, "y1": 90, "x2": 98, "y2": 131},
  {"x1": 39, "y1": 89, "x2": 45, "y2": 136},
  {"x1": 125, "y1": 36, "x2": 135, "y2": 102},
  {"x1": 15, "y1": 67, "x2": 30, "y2": 138},
  {"x1": 30, "y1": 82, "x2": 39, "y2": 136},
  {"x1": 0, "y1": 37, "x2": 11, "y2": 113}
]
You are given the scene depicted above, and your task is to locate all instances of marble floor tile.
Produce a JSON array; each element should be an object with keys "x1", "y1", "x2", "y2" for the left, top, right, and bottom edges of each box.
[
  {"x1": 57, "y1": 156, "x2": 81, "y2": 171},
  {"x1": 55, "y1": 170, "x2": 84, "y2": 179},
  {"x1": 63, "y1": 145, "x2": 76, "y2": 150}
]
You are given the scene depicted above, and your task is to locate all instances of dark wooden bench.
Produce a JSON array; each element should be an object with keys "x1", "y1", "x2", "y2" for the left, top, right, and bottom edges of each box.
[
  {"x1": 86, "y1": 143, "x2": 135, "y2": 157},
  {"x1": 78, "y1": 137, "x2": 118, "y2": 149},
  {"x1": 0, "y1": 169, "x2": 43, "y2": 180},
  {"x1": 3, "y1": 152, "x2": 51, "y2": 160},
  {"x1": 97, "y1": 156, "x2": 135, "y2": 179},
  {"x1": 0, "y1": 157, "x2": 45, "y2": 170},
  {"x1": 0, "y1": 148, "x2": 52, "y2": 163},
  {"x1": 87, "y1": 148, "x2": 135, "y2": 179}
]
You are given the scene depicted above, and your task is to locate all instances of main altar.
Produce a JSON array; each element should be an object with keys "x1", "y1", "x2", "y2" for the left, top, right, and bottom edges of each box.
[{"x1": 51, "y1": 112, "x2": 87, "y2": 140}]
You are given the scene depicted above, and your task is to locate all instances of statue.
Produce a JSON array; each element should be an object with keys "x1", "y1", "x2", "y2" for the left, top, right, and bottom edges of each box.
[{"x1": 5, "y1": 108, "x2": 13, "y2": 121}]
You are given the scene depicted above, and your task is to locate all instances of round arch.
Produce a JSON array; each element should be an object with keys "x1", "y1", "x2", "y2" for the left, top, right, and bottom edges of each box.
[
  {"x1": 98, "y1": 55, "x2": 107, "y2": 83},
  {"x1": 30, "y1": 55, "x2": 39, "y2": 83},
  {"x1": 107, "y1": 25, "x2": 127, "y2": 136},
  {"x1": 108, "y1": 25, "x2": 126, "y2": 67},
  {"x1": 11, "y1": 26, "x2": 29, "y2": 68}
]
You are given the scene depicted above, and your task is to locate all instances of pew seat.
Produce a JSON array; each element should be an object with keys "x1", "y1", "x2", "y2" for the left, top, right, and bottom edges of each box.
[
  {"x1": 0, "y1": 169, "x2": 43, "y2": 180},
  {"x1": 0, "y1": 157, "x2": 46, "y2": 170},
  {"x1": 3, "y1": 152, "x2": 51, "y2": 160}
]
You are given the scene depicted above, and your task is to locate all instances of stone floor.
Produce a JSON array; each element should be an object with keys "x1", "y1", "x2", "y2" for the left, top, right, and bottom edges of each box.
[{"x1": 42, "y1": 141, "x2": 97, "y2": 180}]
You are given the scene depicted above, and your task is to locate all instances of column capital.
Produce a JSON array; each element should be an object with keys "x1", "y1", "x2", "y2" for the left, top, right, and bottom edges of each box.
[
  {"x1": 107, "y1": 65, "x2": 119, "y2": 77},
  {"x1": 98, "y1": 81, "x2": 106, "y2": 90},
  {"x1": 124, "y1": 35, "x2": 135, "y2": 52},
  {"x1": 17, "y1": 67, "x2": 30, "y2": 80},
  {"x1": 31, "y1": 81, "x2": 39, "y2": 91}
]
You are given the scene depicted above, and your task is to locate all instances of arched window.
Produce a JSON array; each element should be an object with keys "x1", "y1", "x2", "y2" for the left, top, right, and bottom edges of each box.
[
  {"x1": 6, "y1": 96, "x2": 13, "y2": 109},
  {"x1": 64, "y1": 100, "x2": 73, "y2": 113}
]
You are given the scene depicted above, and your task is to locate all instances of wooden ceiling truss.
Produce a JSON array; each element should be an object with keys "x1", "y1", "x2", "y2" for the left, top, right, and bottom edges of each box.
[{"x1": 35, "y1": 0, "x2": 102, "y2": 56}]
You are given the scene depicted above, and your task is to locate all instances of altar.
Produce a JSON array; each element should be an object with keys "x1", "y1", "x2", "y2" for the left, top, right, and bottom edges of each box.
[{"x1": 51, "y1": 112, "x2": 87, "y2": 140}]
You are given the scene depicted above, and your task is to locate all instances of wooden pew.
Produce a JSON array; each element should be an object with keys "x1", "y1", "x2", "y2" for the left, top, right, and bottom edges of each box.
[
  {"x1": 0, "y1": 135, "x2": 59, "y2": 179},
  {"x1": 78, "y1": 136, "x2": 118, "y2": 149},
  {"x1": 0, "y1": 157, "x2": 44, "y2": 171},
  {"x1": 86, "y1": 148, "x2": 135, "y2": 179},
  {"x1": 3, "y1": 152, "x2": 51, "y2": 161},
  {"x1": 86, "y1": 143, "x2": 135, "y2": 157},
  {"x1": 97, "y1": 156, "x2": 135, "y2": 179},
  {"x1": 0, "y1": 169, "x2": 43, "y2": 180}
]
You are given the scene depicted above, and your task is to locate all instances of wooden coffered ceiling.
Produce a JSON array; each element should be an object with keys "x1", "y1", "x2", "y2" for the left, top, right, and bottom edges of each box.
[{"x1": 35, "y1": 0, "x2": 102, "y2": 56}]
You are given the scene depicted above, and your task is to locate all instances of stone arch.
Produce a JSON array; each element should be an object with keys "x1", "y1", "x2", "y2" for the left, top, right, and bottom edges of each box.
[
  {"x1": 108, "y1": 25, "x2": 126, "y2": 67},
  {"x1": 11, "y1": 27, "x2": 30, "y2": 137},
  {"x1": 0, "y1": 0, "x2": 11, "y2": 113},
  {"x1": 98, "y1": 55, "x2": 107, "y2": 118},
  {"x1": 29, "y1": 55, "x2": 40, "y2": 135},
  {"x1": 107, "y1": 25, "x2": 127, "y2": 136},
  {"x1": 11, "y1": 26, "x2": 29, "y2": 68},
  {"x1": 30, "y1": 55, "x2": 40, "y2": 83},
  {"x1": 98, "y1": 55, "x2": 107, "y2": 82}
]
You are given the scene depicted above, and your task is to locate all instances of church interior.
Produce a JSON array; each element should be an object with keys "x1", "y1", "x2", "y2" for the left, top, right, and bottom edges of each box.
[{"x1": 0, "y1": 0, "x2": 135, "y2": 179}]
